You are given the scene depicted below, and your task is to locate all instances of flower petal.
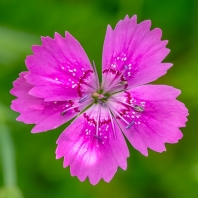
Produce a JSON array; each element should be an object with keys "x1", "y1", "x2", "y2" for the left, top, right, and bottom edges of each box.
[
  {"x1": 56, "y1": 104, "x2": 129, "y2": 185},
  {"x1": 25, "y1": 32, "x2": 97, "y2": 100},
  {"x1": 102, "y1": 15, "x2": 172, "y2": 90},
  {"x1": 110, "y1": 85, "x2": 188, "y2": 156},
  {"x1": 10, "y1": 72, "x2": 88, "y2": 133}
]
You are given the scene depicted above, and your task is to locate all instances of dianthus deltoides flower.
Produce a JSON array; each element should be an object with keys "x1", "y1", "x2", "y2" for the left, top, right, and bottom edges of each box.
[{"x1": 11, "y1": 15, "x2": 188, "y2": 185}]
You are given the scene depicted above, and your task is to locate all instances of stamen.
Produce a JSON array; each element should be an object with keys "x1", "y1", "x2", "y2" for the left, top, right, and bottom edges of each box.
[
  {"x1": 98, "y1": 100, "x2": 106, "y2": 107},
  {"x1": 114, "y1": 66, "x2": 128, "y2": 84},
  {"x1": 133, "y1": 105, "x2": 144, "y2": 112},
  {"x1": 94, "y1": 135, "x2": 102, "y2": 140},
  {"x1": 95, "y1": 104, "x2": 102, "y2": 137},
  {"x1": 124, "y1": 65, "x2": 129, "y2": 70},
  {"x1": 104, "y1": 65, "x2": 128, "y2": 93},
  {"x1": 78, "y1": 70, "x2": 96, "y2": 90},
  {"x1": 125, "y1": 121, "x2": 135, "y2": 129},
  {"x1": 106, "y1": 102, "x2": 130, "y2": 126},
  {"x1": 111, "y1": 97, "x2": 144, "y2": 112},
  {"x1": 92, "y1": 61, "x2": 100, "y2": 91},
  {"x1": 118, "y1": 81, "x2": 128, "y2": 85},
  {"x1": 110, "y1": 96, "x2": 131, "y2": 107},
  {"x1": 61, "y1": 99, "x2": 93, "y2": 116},
  {"x1": 79, "y1": 94, "x2": 89, "y2": 103},
  {"x1": 105, "y1": 106, "x2": 116, "y2": 139},
  {"x1": 105, "y1": 81, "x2": 128, "y2": 91}
]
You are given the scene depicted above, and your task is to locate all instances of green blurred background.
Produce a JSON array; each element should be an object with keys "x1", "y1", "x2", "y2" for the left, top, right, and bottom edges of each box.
[{"x1": 0, "y1": 0, "x2": 197, "y2": 197}]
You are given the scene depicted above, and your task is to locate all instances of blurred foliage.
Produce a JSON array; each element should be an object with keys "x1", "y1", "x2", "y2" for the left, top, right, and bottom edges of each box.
[
  {"x1": 0, "y1": 0, "x2": 197, "y2": 198},
  {"x1": 0, "y1": 186, "x2": 23, "y2": 198}
]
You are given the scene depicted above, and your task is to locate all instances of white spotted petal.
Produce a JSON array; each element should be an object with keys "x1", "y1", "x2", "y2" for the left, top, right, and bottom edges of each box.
[{"x1": 56, "y1": 104, "x2": 129, "y2": 185}]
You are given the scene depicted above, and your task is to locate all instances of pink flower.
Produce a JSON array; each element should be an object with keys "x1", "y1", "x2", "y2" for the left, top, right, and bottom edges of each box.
[{"x1": 11, "y1": 15, "x2": 188, "y2": 185}]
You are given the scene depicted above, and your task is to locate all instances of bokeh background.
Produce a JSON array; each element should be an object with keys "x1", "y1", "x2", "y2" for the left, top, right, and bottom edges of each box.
[{"x1": 0, "y1": 0, "x2": 197, "y2": 197}]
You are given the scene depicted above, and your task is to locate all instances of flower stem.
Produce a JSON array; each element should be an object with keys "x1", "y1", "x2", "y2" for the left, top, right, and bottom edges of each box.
[{"x1": 0, "y1": 124, "x2": 16, "y2": 187}]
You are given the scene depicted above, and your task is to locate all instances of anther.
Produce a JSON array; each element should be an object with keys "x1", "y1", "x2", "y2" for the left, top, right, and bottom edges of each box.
[
  {"x1": 124, "y1": 65, "x2": 129, "y2": 70},
  {"x1": 94, "y1": 135, "x2": 102, "y2": 140},
  {"x1": 98, "y1": 100, "x2": 106, "y2": 106},
  {"x1": 61, "y1": 110, "x2": 67, "y2": 116},
  {"x1": 79, "y1": 95, "x2": 89, "y2": 103},
  {"x1": 133, "y1": 105, "x2": 144, "y2": 112},
  {"x1": 125, "y1": 121, "x2": 135, "y2": 129},
  {"x1": 118, "y1": 81, "x2": 128, "y2": 86}
]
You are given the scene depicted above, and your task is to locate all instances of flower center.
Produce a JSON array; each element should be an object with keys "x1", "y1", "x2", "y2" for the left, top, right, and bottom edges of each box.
[{"x1": 92, "y1": 92, "x2": 109, "y2": 105}]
